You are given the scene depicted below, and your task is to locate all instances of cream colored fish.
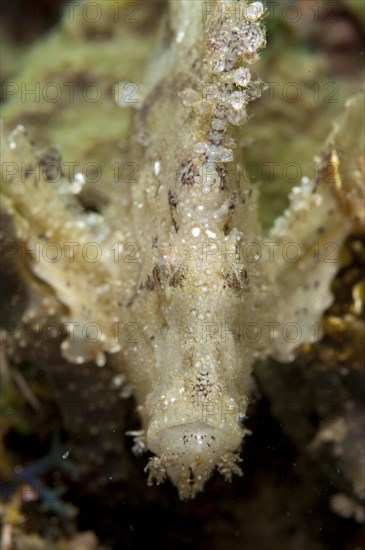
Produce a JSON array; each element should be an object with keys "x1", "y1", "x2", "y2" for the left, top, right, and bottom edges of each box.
[{"x1": 1, "y1": 0, "x2": 363, "y2": 499}]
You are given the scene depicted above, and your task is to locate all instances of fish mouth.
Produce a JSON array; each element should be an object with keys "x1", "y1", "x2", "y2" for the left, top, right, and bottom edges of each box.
[
  {"x1": 145, "y1": 421, "x2": 244, "y2": 499},
  {"x1": 149, "y1": 420, "x2": 241, "y2": 457}
]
